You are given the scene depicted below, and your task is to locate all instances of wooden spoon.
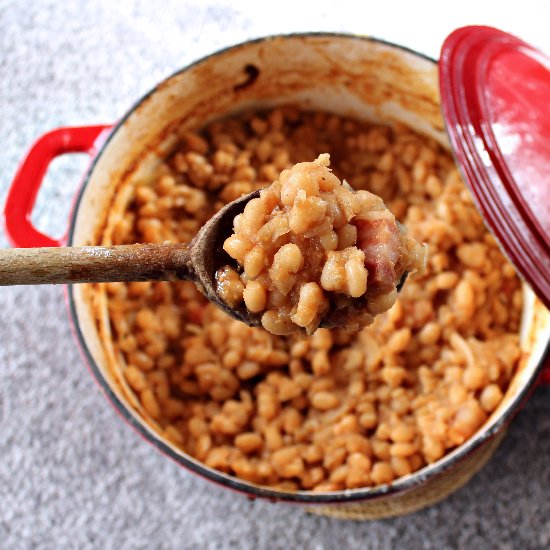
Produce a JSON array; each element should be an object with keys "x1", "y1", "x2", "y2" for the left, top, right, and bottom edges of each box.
[
  {"x1": 0, "y1": 191, "x2": 262, "y2": 326},
  {"x1": 0, "y1": 189, "x2": 408, "y2": 329}
]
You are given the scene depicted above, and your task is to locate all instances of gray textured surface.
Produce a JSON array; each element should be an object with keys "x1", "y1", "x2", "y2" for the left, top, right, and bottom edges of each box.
[{"x1": 1, "y1": 1, "x2": 549, "y2": 549}]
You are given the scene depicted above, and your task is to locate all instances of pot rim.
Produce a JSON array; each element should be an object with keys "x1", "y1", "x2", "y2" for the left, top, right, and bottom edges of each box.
[{"x1": 66, "y1": 31, "x2": 550, "y2": 504}]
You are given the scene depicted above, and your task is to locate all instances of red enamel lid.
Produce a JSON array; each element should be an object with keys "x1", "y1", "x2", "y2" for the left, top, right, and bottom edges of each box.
[{"x1": 440, "y1": 26, "x2": 550, "y2": 309}]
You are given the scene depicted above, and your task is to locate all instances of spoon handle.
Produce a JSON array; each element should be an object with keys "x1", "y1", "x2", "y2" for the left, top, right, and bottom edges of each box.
[{"x1": 0, "y1": 243, "x2": 194, "y2": 286}]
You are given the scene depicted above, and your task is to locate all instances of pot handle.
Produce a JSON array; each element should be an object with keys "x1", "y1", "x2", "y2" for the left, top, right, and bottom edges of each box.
[
  {"x1": 4, "y1": 125, "x2": 112, "y2": 248},
  {"x1": 540, "y1": 358, "x2": 550, "y2": 385}
]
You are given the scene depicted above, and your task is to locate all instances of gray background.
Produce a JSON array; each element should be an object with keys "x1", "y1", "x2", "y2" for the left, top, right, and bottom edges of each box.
[{"x1": 1, "y1": 1, "x2": 549, "y2": 548}]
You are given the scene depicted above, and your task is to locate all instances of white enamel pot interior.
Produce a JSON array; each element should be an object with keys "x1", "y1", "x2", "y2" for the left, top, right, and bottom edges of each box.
[{"x1": 67, "y1": 33, "x2": 550, "y2": 510}]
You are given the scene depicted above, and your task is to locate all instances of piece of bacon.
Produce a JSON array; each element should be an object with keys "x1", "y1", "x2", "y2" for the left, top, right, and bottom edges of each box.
[{"x1": 355, "y1": 215, "x2": 400, "y2": 295}]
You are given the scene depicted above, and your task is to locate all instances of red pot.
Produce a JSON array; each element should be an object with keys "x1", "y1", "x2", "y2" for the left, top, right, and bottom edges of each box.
[{"x1": 4, "y1": 32, "x2": 550, "y2": 520}]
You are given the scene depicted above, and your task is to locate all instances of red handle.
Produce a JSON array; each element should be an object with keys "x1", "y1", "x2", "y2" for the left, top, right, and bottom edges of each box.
[
  {"x1": 4, "y1": 125, "x2": 112, "y2": 248},
  {"x1": 540, "y1": 357, "x2": 550, "y2": 385}
]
